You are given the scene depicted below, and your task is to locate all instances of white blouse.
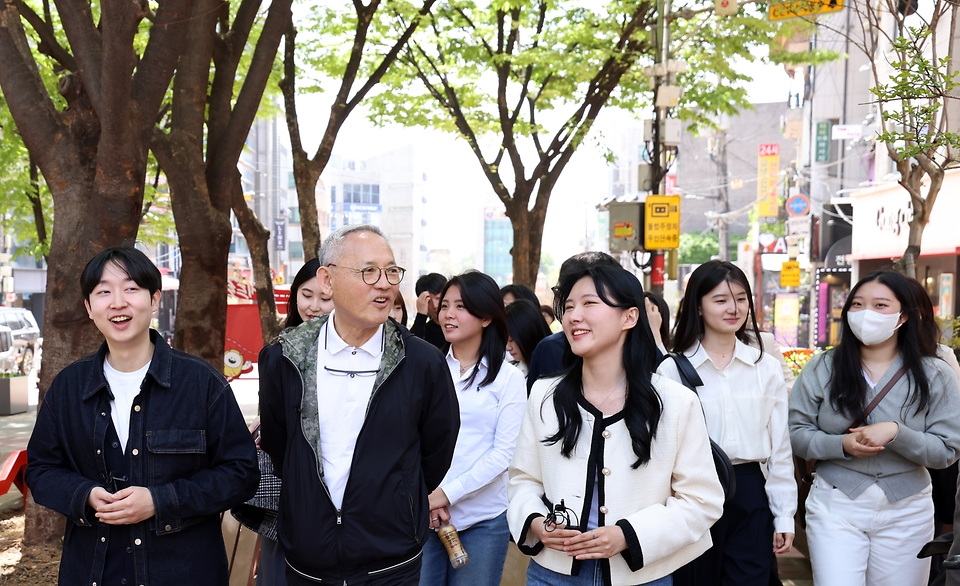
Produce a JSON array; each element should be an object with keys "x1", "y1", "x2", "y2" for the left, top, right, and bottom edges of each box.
[
  {"x1": 657, "y1": 340, "x2": 797, "y2": 534},
  {"x1": 440, "y1": 350, "x2": 527, "y2": 530}
]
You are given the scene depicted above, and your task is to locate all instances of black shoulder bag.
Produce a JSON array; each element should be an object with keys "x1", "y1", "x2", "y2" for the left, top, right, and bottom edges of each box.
[{"x1": 667, "y1": 352, "x2": 737, "y2": 502}]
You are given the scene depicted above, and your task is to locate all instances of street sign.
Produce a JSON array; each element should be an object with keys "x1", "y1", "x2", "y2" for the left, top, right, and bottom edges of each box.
[
  {"x1": 780, "y1": 260, "x2": 801, "y2": 287},
  {"x1": 715, "y1": 0, "x2": 739, "y2": 15},
  {"x1": 644, "y1": 195, "x2": 681, "y2": 250},
  {"x1": 769, "y1": 0, "x2": 843, "y2": 21},
  {"x1": 787, "y1": 216, "x2": 811, "y2": 238},
  {"x1": 831, "y1": 124, "x2": 862, "y2": 140},
  {"x1": 758, "y1": 144, "x2": 780, "y2": 218},
  {"x1": 786, "y1": 194, "x2": 811, "y2": 217},
  {"x1": 815, "y1": 121, "x2": 831, "y2": 163}
]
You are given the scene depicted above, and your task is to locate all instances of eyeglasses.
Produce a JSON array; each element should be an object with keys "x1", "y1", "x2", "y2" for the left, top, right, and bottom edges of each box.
[
  {"x1": 324, "y1": 366, "x2": 380, "y2": 378},
  {"x1": 327, "y1": 264, "x2": 406, "y2": 285}
]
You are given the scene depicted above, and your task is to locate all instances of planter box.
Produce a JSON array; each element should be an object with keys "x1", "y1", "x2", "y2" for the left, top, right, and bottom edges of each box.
[{"x1": 0, "y1": 376, "x2": 28, "y2": 415}]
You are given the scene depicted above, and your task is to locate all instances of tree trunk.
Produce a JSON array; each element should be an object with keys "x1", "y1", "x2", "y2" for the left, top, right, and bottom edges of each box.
[
  {"x1": 232, "y1": 180, "x2": 281, "y2": 343},
  {"x1": 153, "y1": 129, "x2": 232, "y2": 369},
  {"x1": 504, "y1": 182, "x2": 549, "y2": 288},
  {"x1": 280, "y1": 22, "x2": 322, "y2": 260}
]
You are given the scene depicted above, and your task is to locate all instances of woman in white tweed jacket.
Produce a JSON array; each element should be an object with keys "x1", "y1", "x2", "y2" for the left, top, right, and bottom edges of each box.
[{"x1": 508, "y1": 264, "x2": 724, "y2": 586}]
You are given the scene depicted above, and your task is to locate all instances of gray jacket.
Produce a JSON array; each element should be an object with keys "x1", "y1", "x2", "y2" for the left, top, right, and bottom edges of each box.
[{"x1": 789, "y1": 351, "x2": 960, "y2": 502}]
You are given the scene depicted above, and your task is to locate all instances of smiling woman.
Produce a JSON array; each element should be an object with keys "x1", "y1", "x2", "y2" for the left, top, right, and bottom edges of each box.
[
  {"x1": 508, "y1": 264, "x2": 724, "y2": 586},
  {"x1": 419, "y1": 270, "x2": 526, "y2": 586},
  {"x1": 658, "y1": 261, "x2": 796, "y2": 586}
]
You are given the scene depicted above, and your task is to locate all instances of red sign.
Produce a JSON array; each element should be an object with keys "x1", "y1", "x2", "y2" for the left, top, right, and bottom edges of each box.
[
  {"x1": 759, "y1": 143, "x2": 780, "y2": 157},
  {"x1": 651, "y1": 253, "x2": 665, "y2": 287}
]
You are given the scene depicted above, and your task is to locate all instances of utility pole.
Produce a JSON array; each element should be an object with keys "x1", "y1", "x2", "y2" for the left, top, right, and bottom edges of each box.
[
  {"x1": 715, "y1": 130, "x2": 730, "y2": 261},
  {"x1": 649, "y1": 0, "x2": 672, "y2": 295}
]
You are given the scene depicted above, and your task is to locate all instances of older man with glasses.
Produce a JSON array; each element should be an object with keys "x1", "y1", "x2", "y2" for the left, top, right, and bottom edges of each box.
[{"x1": 259, "y1": 224, "x2": 460, "y2": 586}]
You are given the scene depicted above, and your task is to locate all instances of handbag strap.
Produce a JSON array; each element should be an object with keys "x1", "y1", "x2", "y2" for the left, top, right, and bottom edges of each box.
[
  {"x1": 852, "y1": 364, "x2": 908, "y2": 428},
  {"x1": 668, "y1": 352, "x2": 704, "y2": 393}
]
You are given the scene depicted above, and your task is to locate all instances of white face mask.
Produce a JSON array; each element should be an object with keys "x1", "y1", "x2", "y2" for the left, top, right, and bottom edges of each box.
[{"x1": 847, "y1": 309, "x2": 902, "y2": 346}]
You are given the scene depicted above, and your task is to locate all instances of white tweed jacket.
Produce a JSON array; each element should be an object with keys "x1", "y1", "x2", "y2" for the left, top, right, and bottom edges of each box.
[{"x1": 508, "y1": 374, "x2": 724, "y2": 585}]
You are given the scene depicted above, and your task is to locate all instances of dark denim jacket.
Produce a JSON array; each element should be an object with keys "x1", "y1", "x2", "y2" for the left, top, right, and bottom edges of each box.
[{"x1": 26, "y1": 330, "x2": 259, "y2": 586}]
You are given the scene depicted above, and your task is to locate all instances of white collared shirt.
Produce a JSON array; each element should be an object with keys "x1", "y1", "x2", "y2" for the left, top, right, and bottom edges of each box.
[
  {"x1": 441, "y1": 349, "x2": 527, "y2": 530},
  {"x1": 316, "y1": 310, "x2": 384, "y2": 510},
  {"x1": 657, "y1": 339, "x2": 797, "y2": 534}
]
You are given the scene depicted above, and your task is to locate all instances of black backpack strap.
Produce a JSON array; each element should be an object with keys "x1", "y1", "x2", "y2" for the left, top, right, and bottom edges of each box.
[{"x1": 668, "y1": 352, "x2": 704, "y2": 392}]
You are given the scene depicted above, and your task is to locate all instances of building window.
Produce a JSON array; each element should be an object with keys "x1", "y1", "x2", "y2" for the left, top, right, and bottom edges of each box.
[
  {"x1": 331, "y1": 185, "x2": 336, "y2": 204},
  {"x1": 343, "y1": 183, "x2": 381, "y2": 205},
  {"x1": 289, "y1": 241, "x2": 304, "y2": 259},
  {"x1": 288, "y1": 171, "x2": 296, "y2": 189}
]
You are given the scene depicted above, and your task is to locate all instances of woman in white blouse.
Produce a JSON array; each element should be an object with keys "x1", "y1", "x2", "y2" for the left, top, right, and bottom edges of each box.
[
  {"x1": 509, "y1": 264, "x2": 724, "y2": 586},
  {"x1": 419, "y1": 270, "x2": 527, "y2": 586},
  {"x1": 657, "y1": 260, "x2": 795, "y2": 586}
]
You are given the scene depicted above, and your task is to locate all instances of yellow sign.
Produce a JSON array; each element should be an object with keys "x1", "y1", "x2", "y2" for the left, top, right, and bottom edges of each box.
[
  {"x1": 614, "y1": 222, "x2": 634, "y2": 239},
  {"x1": 644, "y1": 195, "x2": 681, "y2": 250},
  {"x1": 758, "y1": 143, "x2": 780, "y2": 218},
  {"x1": 780, "y1": 260, "x2": 801, "y2": 287},
  {"x1": 769, "y1": 0, "x2": 843, "y2": 21}
]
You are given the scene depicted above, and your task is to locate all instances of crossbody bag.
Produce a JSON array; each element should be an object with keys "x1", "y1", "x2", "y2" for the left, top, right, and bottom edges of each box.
[{"x1": 667, "y1": 352, "x2": 737, "y2": 502}]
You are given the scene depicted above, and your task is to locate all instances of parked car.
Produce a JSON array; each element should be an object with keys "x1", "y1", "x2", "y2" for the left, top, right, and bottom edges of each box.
[
  {"x1": 0, "y1": 308, "x2": 40, "y2": 374},
  {"x1": 0, "y1": 325, "x2": 16, "y2": 374}
]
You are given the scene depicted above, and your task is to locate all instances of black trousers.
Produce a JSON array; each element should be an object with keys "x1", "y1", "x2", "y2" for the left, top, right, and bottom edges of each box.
[
  {"x1": 673, "y1": 462, "x2": 774, "y2": 586},
  {"x1": 285, "y1": 557, "x2": 421, "y2": 586}
]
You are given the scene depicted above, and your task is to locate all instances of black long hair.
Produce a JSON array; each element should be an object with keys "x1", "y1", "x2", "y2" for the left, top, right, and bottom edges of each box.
[
  {"x1": 505, "y1": 299, "x2": 552, "y2": 366},
  {"x1": 439, "y1": 270, "x2": 509, "y2": 388},
  {"x1": 644, "y1": 292, "x2": 671, "y2": 348},
  {"x1": 829, "y1": 270, "x2": 932, "y2": 420},
  {"x1": 543, "y1": 264, "x2": 661, "y2": 469},
  {"x1": 671, "y1": 260, "x2": 763, "y2": 360},
  {"x1": 285, "y1": 259, "x2": 322, "y2": 329},
  {"x1": 501, "y1": 283, "x2": 539, "y2": 305},
  {"x1": 903, "y1": 277, "x2": 941, "y2": 358}
]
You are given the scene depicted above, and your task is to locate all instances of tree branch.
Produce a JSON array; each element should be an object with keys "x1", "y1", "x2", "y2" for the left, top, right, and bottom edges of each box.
[
  {"x1": 53, "y1": 0, "x2": 104, "y2": 116},
  {"x1": 0, "y1": 3, "x2": 65, "y2": 170},
  {"x1": 209, "y1": 0, "x2": 263, "y2": 152},
  {"x1": 17, "y1": 0, "x2": 76, "y2": 71},
  {"x1": 210, "y1": 0, "x2": 293, "y2": 177},
  {"x1": 132, "y1": 0, "x2": 195, "y2": 135}
]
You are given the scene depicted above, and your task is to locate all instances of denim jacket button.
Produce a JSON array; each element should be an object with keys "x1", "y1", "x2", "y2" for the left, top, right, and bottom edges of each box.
[
  {"x1": 100, "y1": 537, "x2": 105, "y2": 542},
  {"x1": 134, "y1": 538, "x2": 142, "y2": 546},
  {"x1": 164, "y1": 524, "x2": 172, "y2": 531},
  {"x1": 132, "y1": 449, "x2": 139, "y2": 456},
  {"x1": 134, "y1": 405, "x2": 140, "y2": 412}
]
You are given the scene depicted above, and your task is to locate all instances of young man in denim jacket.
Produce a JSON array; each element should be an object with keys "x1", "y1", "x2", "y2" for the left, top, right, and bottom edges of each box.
[{"x1": 26, "y1": 246, "x2": 259, "y2": 585}]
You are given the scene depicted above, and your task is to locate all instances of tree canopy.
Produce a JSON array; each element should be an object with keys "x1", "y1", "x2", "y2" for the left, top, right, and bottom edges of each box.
[{"x1": 366, "y1": 0, "x2": 830, "y2": 285}]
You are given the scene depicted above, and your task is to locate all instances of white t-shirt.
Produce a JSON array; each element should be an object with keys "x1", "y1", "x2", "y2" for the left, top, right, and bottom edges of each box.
[{"x1": 103, "y1": 359, "x2": 151, "y2": 453}]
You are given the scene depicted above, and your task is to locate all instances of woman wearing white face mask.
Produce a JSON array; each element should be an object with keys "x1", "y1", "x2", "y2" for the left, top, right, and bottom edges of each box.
[{"x1": 789, "y1": 270, "x2": 960, "y2": 586}]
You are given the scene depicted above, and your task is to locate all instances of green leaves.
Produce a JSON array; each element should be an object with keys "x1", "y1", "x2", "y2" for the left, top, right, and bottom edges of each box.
[{"x1": 870, "y1": 28, "x2": 960, "y2": 162}]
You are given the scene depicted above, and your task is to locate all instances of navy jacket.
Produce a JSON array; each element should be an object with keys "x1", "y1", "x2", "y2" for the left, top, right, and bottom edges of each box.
[
  {"x1": 259, "y1": 316, "x2": 459, "y2": 583},
  {"x1": 26, "y1": 330, "x2": 259, "y2": 586}
]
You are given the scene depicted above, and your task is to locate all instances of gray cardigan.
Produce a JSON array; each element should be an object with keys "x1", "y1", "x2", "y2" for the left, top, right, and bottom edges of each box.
[{"x1": 789, "y1": 352, "x2": 960, "y2": 502}]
